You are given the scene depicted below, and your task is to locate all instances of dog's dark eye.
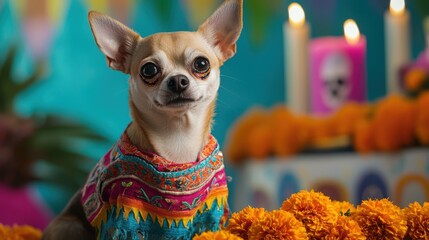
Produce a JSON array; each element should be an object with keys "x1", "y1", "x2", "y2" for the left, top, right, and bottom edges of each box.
[
  {"x1": 140, "y1": 63, "x2": 159, "y2": 80},
  {"x1": 192, "y1": 57, "x2": 210, "y2": 78}
]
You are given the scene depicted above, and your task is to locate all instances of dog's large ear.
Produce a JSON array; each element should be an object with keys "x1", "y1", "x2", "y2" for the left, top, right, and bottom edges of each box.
[
  {"x1": 198, "y1": 0, "x2": 243, "y2": 62},
  {"x1": 88, "y1": 11, "x2": 139, "y2": 73}
]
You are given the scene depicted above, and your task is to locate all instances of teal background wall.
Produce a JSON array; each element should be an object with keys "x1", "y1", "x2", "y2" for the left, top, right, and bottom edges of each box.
[{"x1": 0, "y1": 0, "x2": 427, "y2": 212}]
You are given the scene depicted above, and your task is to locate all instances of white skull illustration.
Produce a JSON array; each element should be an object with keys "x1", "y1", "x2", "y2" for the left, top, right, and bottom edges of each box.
[{"x1": 320, "y1": 52, "x2": 351, "y2": 108}]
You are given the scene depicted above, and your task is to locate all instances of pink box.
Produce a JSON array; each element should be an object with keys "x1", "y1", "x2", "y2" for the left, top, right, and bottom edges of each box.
[{"x1": 310, "y1": 37, "x2": 367, "y2": 115}]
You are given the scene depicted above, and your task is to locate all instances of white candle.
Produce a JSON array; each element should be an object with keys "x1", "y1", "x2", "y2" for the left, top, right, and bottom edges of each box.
[
  {"x1": 384, "y1": 0, "x2": 410, "y2": 94},
  {"x1": 284, "y1": 3, "x2": 309, "y2": 114}
]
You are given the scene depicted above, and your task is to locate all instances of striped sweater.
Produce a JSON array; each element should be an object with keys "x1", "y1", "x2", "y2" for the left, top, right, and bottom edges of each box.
[{"x1": 81, "y1": 131, "x2": 229, "y2": 239}]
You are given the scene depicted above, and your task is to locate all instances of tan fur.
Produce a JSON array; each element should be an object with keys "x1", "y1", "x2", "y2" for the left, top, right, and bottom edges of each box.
[
  {"x1": 119, "y1": 29, "x2": 222, "y2": 163},
  {"x1": 203, "y1": 98, "x2": 217, "y2": 144},
  {"x1": 127, "y1": 99, "x2": 154, "y2": 153}
]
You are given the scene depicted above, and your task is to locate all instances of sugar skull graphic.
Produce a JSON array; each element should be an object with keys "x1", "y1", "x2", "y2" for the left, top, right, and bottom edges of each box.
[{"x1": 320, "y1": 52, "x2": 351, "y2": 108}]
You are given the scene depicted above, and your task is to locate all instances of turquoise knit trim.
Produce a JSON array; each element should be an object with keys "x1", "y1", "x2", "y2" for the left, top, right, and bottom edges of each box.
[{"x1": 98, "y1": 199, "x2": 225, "y2": 240}]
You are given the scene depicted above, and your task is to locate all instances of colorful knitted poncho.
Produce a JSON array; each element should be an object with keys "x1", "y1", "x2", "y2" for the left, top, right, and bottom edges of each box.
[{"x1": 81, "y1": 132, "x2": 229, "y2": 239}]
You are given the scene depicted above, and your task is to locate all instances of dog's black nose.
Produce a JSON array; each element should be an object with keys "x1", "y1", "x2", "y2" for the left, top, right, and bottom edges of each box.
[{"x1": 167, "y1": 75, "x2": 189, "y2": 94}]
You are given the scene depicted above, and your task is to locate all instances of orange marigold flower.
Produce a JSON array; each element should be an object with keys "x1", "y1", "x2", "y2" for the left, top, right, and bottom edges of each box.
[
  {"x1": 192, "y1": 230, "x2": 243, "y2": 240},
  {"x1": 322, "y1": 216, "x2": 366, "y2": 240},
  {"x1": 353, "y1": 198, "x2": 407, "y2": 240},
  {"x1": 270, "y1": 106, "x2": 308, "y2": 157},
  {"x1": 402, "y1": 202, "x2": 429, "y2": 239},
  {"x1": 307, "y1": 117, "x2": 336, "y2": 147},
  {"x1": 353, "y1": 119, "x2": 376, "y2": 154},
  {"x1": 225, "y1": 108, "x2": 268, "y2": 164},
  {"x1": 226, "y1": 206, "x2": 266, "y2": 239},
  {"x1": 0, "y1": 224, "x2": 42, "y2": 240},
  {"x1": 332, "y1": 102, "x2": 368, "y2": 136},
  {"x1": 372, "y1": 95, "x2": 417, "y2": 152},
  {"x1": 270, "y1": 105, "x2": 293, "y2": 121},
  {"x1": 248, "y1": 210, "x2": 308, "y2": 240},
  {"x1": 332, "y1": 200, "x2": 356, "y2": 216},
  {"x1": 246, "y1": 122, "x2": 273, "y2": 160},
  {"x1": 281, "y1": 190, "x2": 338, "y2": 239},
  {"x1": 405, "y1": 68, "x2": 428, "y2": 92},
  {"x1": 0, "y1": 224, "x2": 9, "y2": 239},
  {"x1": 416, "y1": 92, "x2": 429, "y2": 145},
  {"x1": 295, "y1": 115, "x2": 312, "y2": 144}
]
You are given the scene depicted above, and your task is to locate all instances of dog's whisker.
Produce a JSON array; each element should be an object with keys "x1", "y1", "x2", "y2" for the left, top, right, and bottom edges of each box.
[
  {"x1": 114, "y1": 87, "x2": 129, "y2": 96},
  {"x1": 220, "y1": 74, "x2": 242, "y2": 82},
  {"x1": 216, "y1": 98, "x2": 230, "y2": 108},
  {"x1": 219, "y1": 85, "x2": 242, "y2": 98},
  {"x1": 219, "y1": 85, "x2": 253, "y2": 104}
]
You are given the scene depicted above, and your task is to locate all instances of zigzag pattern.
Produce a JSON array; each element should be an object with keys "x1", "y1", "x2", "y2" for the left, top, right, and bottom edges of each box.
[
  {"x1": 94, "y1": 196, "x2": 228, "y2": 239},
  {"x1": 91, "y1": 190, "x2": 228, "y2": 230},
  {"x1": 82, "y1": 132, "x2": 229, "y2": 239}
]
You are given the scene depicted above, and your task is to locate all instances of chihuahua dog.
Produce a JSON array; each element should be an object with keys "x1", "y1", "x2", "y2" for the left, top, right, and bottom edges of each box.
[{"x1": 43, "y1": 0, "x2": 242, "y2": 239}]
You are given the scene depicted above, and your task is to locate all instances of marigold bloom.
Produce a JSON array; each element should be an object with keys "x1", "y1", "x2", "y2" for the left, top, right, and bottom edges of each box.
[
  {"x1": 192, "y1": 230, "x2": 243, "y2": 240},
  {"x1": 226, "y1": 206, "x2": 266, "y2": 239},
  {"x1": 0, "y1": 224, "x2": 42, "y2": 240},
  {"x1": 281, "y1": 190, "x2": 338, "y2": 239},
  {"x1": 332, "y1": 200, "x2": 356, "y2": 216},
  {"x1": 271, "y1": 106, "x2": 308, "y2": 157},
  {"x1": 247, "y1": 122, "x2": 273, "y2": 160},
  {"x1": 248, "y1": 210, "x2": 308, "y2": 240},
  {"x1": 225, "y1": 108, "x2": 268, "y2": 164},
  {"x1": 295, "y1": 115, "x2": 312, "y2": 145},
  {"x1": 353, "y1": 199, "x2": 407, "y2": 240},
  {"x1": 416, "y1": 92, "x2": 429, "y2": 145},
  {"x1": 0, "y1": 225, "x2": 7, "y2": 240},
  {"x1": 322, "y1": 216, "x2": 366, "y2": 240},
  {"x1": 353, "y1": 119, "x2": 376, "y2": 154},
  {"x1": 405, "y1": 68, "x2": 428, "y2": 92},
  {"x1": 307, "y1": 117, "x2": 336, "y2": 147},
  {"x1": 373, "y1": 95, "x2": 417, "y2": 152},
  {"x1": 332, "y1": 102, "x2": 367, "y2": 136},
  {"x1": 403, "y1": 202, "x2": 429, "y2": 240}
]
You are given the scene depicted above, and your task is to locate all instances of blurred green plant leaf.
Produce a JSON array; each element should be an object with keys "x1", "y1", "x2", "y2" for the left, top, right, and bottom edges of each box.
[
  {"x1": 35, "y1": 165, "x2": 88, "y2": 190},
  {"x1": 150, "y1": 0, "x2": 172, "y2": 26},
  {"x1": 415, "y1": 0, "x2": 429, "y2": 18},
  {"x1": 0, "y1": 45, "x2": 16, "y2": 80},
  {"x1": 28, "y1": 115, "x2": 109, "y2": 189},
  {"x1": 185, "y1": 0, "x2": 220, "y2": 29},
  {"x1": 33, "y1": 115, "x2": 109, "y2": 144},
  {"x1": 0, "y1": 45, "x2": 109, "y2": 190},
  {"x1": 246, "y1": 0, "x2": 282, "y2": 45},
  {"x1": 0, "y1": 46, "x2": 44, "y2": 114}
]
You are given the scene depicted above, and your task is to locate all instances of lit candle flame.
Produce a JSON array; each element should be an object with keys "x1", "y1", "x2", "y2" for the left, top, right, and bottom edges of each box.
[
  {"x1": 344, "y1": 19, "x2": 360, "y2": 45},
  {"x1": 390, "y1": 0, "x2": 405, "y2": 16},
  {"x1": 288, "y1": 3, "x2": 305, "y2": 27}
]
